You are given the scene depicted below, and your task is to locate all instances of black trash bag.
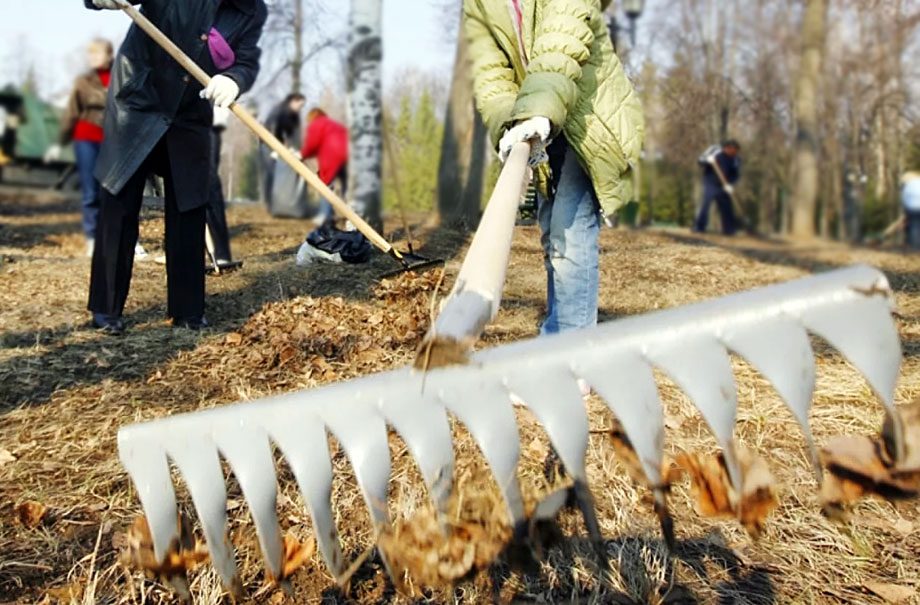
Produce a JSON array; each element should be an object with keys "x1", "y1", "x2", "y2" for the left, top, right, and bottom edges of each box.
[{"x1": 306, "y1": 220, "x2": 372, "y2": 264}]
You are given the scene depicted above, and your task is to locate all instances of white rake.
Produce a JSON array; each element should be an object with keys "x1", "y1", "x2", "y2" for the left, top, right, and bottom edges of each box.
[{"x1": 118, "y1": 264, "x2": 905, "y2": 589}]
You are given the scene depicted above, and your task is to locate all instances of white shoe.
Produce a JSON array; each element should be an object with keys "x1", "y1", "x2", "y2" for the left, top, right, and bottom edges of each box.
[
  {"x1": 134, "y1": 243, "x2": 150, "y2": 260},
  {"x1": 295, "y1": 241, "x2": 342, "y2": 266},
  {"x1": 86, "y1": 239, "x2": 95, "y2": 258}
]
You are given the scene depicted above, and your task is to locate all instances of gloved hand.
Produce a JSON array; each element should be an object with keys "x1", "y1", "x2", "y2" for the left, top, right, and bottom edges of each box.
[
  {"x1": 200, "y1": 75, "x2": 239, "y2": 109},
  {"x1": 499, "y1": 116, "x2": 552, "y2": 167},
  {"x1": 288, "y1": 147, "x2": 302, "y2": 160},
  {"x1": 93, "y1": 0, "x2": 125, "y2": 9},
  {"x1": 43, "y1": 144, "x2": 62, "y2": 164},
  {"x1": 723, "y1": 184, "x2": 735, "y2": 196}
]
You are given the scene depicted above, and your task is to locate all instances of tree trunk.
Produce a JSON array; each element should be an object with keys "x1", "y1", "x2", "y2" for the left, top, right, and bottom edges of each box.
[
  {"x1": 346, "y1": 0, "x2": 384, "y2": 232},
  {"x1": 790, "y1": 0, "x2": 828, "y2": 238},
  {"x1": 291, "y1": 0, "x2": 303, "y2": 93},
  {"x1": 437, "y1": 25, "x2": 487, "y2": 230}
]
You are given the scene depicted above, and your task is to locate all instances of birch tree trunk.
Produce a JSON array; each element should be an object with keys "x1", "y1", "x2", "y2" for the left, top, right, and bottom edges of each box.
[
  {"x1": 347, "y1": 0, "x2": 384, "y2": 232},
  {"x1": 790, "y1": 0, "x2": 828, "y2": 238},
  {"x1": 437, "y1": 22, "x2": 488, "y2": 230},
  {"x1": 291, "y1": 0, "x2": 303, "y2": 92}
]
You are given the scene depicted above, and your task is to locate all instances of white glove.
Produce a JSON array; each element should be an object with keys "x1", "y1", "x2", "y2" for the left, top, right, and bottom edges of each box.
[
  {"x1": 43, "y1": 144, "x2": 62, "y2": 164},
  {"x1": 200, "y1": 75, "x2": 239, "y2": 109},
  {"x1": 212, "y1": 105, "x2": 231, "y2": 129},
  {"x1": 723, "y1": 184, "x2": 735, "y2": 196},
  {"x1": 499, "y1": 116, "x2": 552, "y2": 167},
  {"x1": 93, "y1": 0, "x2": 125, "y2": 9},
  {"x1": 288, "y1": 147, "x2": 302, "y2": 160},
  {"x1": 269, "y1": 150, "x2": 279, "y2": 161}
]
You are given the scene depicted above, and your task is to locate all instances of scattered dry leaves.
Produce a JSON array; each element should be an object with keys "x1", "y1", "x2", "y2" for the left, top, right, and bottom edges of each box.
[
  {"x1": 117, "y1": 515, "x2": 210, "y2": 597},
  {"x1": 820, "y1": 401, "x2": 920, "y2": 518},
  {"x1": 675, "y1": 447, "x2": 778, "y2": 537},
  {"x1": 15, "y1": 500, "x2": 47, "y2": 528},
  {"x1": 863, "y1": 582, "x2": 917, "y2": 603}
]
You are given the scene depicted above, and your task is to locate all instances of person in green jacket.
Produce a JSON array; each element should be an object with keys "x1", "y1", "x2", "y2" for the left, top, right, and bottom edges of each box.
[{"x1": 464, "y1": 0, "x2": 644, "y2": 334}]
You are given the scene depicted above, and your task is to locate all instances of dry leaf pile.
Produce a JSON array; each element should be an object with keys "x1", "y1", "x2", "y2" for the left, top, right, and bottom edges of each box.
[{"x1": 199, "y1": 271, "x2": 446, "y2": 385}]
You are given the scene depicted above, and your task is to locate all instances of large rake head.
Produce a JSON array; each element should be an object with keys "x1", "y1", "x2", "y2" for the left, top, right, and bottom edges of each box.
[{"x1": 118, "y1": 265, "x2": 905, "y2": 590}]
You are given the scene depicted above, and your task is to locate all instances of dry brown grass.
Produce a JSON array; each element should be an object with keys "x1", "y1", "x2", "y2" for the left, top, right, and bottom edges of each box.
[{"x1": 1, "y1": 188, "x2": 919, "y2": 604}]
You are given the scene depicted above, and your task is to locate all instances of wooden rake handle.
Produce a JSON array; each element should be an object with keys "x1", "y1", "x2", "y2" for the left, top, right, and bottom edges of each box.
[{"x1": 118, "y1": 1, "x2": 394, "y2": 255}]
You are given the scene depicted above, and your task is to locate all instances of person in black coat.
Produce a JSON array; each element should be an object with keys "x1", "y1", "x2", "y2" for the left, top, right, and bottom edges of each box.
[
  {"x1": 693, "y1": 140, "x2": 742, "y2": 236},
  {"x1": 85, "y1": 0, "x2": 267, "y2": 335}
]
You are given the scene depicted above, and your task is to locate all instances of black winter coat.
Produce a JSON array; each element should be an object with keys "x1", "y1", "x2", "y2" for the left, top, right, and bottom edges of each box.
[
  {"x1": 700, "y1": 151, "x2": 741, "y2": 195},
  {"x1": 85, "y1": 0, "x2": 266, "y2": 210}
]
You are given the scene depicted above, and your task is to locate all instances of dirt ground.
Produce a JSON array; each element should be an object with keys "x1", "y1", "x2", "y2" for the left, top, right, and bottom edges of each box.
[{"x1": 1, "y1": 187, "x2": 919, "y2": 604}]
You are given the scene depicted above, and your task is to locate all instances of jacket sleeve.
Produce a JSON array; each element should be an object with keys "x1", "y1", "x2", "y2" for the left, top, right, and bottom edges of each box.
[
  {"x1": 59, "y1": 82, "x2": 82, "y2": 145},
  {"x1": 463, "y1": 0, "x2": 520, "y2": 148},
  {"x1": 509, "y1": 0, "x2": 597, "y2": 133},
  {"x1": 301, "y1": 122, "x2": 321, "y2": 159},
  {"x1": 221, "y1": 5, "x2": 267, "y2": 95}
]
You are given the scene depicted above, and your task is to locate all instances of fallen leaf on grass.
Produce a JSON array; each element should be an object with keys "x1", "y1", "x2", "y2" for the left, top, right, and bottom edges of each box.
[
  {"x1": 15, "y1": 500, "x2": 47, "y2": 528},
  {"x1": 675, "y1": 448, "x2": 778, "y2": 538},
  {"x1": 864, "y1": 582, "x2": 917, "y2": 603},
  {"x1": 118, "y1": 515, "x2": 210, "y2": 598},
  {"x1": 225, "y1": 332, "x2": 243, "y2": 345},
  {"x1": 44, "y1": 581, "x2": 84, "y2": 602},
  {"x1": 0, "y1": 448, "x2": 15, "y2": 466},
  {"x1": 820, "y1": 431, "x2": 920, "y2": 518},
  {"x1": 272, "y1": 534, "x2": 316, "y2": 583}
]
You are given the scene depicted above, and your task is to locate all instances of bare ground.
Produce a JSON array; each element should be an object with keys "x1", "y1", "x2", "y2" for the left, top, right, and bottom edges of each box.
[{"x1": 1, "y1": 187, "x2": 919, "y2": 604}]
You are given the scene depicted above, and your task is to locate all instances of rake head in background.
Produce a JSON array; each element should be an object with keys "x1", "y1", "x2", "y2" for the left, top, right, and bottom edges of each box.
[{"x1": 117, "y1": 264, "x2": 912, "y2": 593}]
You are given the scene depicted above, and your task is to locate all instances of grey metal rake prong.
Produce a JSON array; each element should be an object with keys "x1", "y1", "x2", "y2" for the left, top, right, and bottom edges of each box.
[
  {"x1": 213, "y1": 425, "x2": 282, "y2": 580},
  {"x1": 576, "y1": 351, "x2": 666, "y2": 492},
  {"x1": 117, "y1": 435, "x2": 179, "y2": 564},
  {"x1": 722, "y1": 317, "x2": 820, "y2": 478},
  {"x1": 117, "y1": 265, "x2": 905, "y2": 590},
  {"x1": 436, "y1": 371, "x2": 527, "y2": 527},
  {"x1": 378, "y1": 391, "x2": 455, "y2": 517},
  {"x1": 647, "y1": 335, "x2": 743, "y2": 490},
  {"x1": 165, "y1": 436, "x2": 237, "y2": 586},
  {"x1": 267, "y1": 409, "x2": 346, "y2": 578}
]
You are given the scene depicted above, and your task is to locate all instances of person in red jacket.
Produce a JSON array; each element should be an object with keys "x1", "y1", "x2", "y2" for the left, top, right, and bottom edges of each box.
[{"x1": 300, "y1": 108, "x2": 348, "y2": 223}]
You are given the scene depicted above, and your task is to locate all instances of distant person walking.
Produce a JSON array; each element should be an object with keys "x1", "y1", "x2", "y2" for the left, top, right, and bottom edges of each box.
[
  {"x1": 694, "y1": 140, "x2": 742, "y2": 236},
  {"x1": 85, "y1": 0, "x2": 267, "y2": 335},
  {"x1": 902, "y1": 171, "x2": 920, "y2": 250},
  {"x1": 45, "y1": 39, "x2": 149, "y2": 258},
  {"x1": 300, "y1": 108, "x2": 348, "y2": 224}
]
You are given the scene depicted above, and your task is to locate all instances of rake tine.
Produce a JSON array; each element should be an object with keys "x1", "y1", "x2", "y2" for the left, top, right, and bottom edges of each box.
[
  {"x1": 647, "y1": 336, "x2": 743, "y2": 490},
  {"x1": 578, "y1": 352, "x2": 667, "y2": 492},
  {"x1": 213, "y1": 426, "x2": 283, "y2": 581},
  {"x1": 799, "y1": 292, "x2": 905, "y2": 462},
  {"x1": 378, "y1": 391, "x2": 455, "y2": 517},
  {"x1": 722, "y1": 317, "x2": 821, "y2": 480},
  {"x1": 166, "y1": 437, "x2": 237, "y2": 588},
  {"x1": 117, "y1": 435, "x2": 179, "y2": 564},
  {"x1": 505, "y1": 364, "x2": 591, "y2": 486},
  {"x1": 267, "y1": 411, "x2": 346, "y2": 578},
  {"x1": 436, "y1": 372, "x2": 527, "y2": 527}
]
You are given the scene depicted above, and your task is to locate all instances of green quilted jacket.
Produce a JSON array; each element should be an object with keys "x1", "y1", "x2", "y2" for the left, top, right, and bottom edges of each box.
[{"x1": 463, "y1": 0, "x2": 645, "y2": 215}]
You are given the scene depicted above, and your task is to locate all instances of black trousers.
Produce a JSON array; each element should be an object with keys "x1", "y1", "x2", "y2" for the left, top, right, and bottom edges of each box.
[
  {"x1": 88, "y1": 139, "x2": 206, "y2": 320},
  {"x1": 205, "y1": 129, "x2": 232, "y2": 261}
]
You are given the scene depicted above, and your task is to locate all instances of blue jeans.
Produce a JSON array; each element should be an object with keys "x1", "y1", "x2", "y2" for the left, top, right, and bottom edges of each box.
[
  {"x1": 538, "y1": 144, "x2": 601, "y2": 335},
  {"x1": 907, "y1": 211, "x2": 920, "y2": 250},
  {"x1": 74, "y1": 140, "x2": 101, "y2": 240}
]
